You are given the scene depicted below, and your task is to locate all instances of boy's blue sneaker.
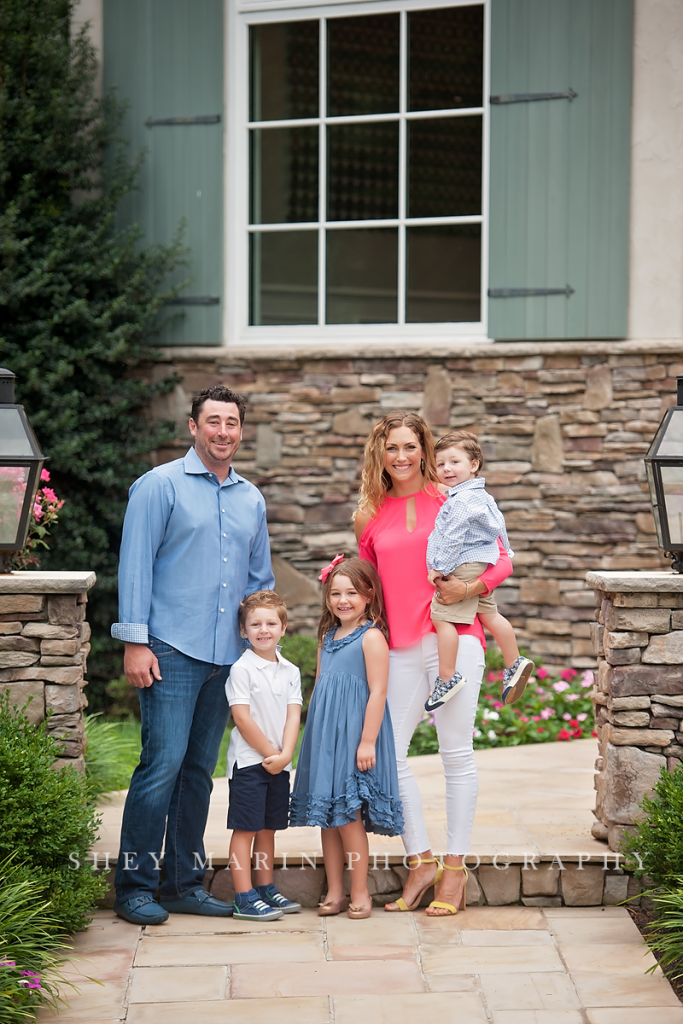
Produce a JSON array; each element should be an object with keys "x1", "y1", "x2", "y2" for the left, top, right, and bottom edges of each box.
[
  {"x1": 502, "y1": 657, "x2": 534, "y2": 705},
  {"x1": 233, "y1": 888, "x2": 284, "y2": 921},
  {"x1": 424, "y1": 671, "x2": 466, "y2": 712},
  {"x1": 256, "y1": 884, "x2": 302, "y2": 914}
]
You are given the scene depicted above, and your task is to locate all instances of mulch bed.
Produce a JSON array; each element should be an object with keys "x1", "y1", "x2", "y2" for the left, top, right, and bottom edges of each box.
[{"x1": 628, "y1": 904, "x2": 683, "y2": 1003}]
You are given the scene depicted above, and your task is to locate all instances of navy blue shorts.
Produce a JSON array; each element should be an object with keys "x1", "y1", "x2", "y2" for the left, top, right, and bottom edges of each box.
[{"x1": 227, "y1": 763, "x2": 290, "y2": 832}]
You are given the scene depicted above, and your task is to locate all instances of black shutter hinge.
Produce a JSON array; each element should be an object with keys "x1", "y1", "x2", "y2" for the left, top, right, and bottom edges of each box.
[
  {"x1": 488, "y1": 286, "x2": 574, "y2": 299},
  {"x1": 490, "y1": 88, "x2": 577, "y2": 105},
  {"x1": 146, "y1": 115, "x2": 221, "y2": 127},
  {"x1": 167, "y1": 296, "x2": 220, "y2": 306}
]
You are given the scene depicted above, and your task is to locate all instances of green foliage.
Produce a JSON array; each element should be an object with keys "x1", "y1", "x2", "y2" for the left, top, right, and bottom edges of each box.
[
  {"x1": 280, "y1": 634, "x2": 318, "y2": 719},
  {"x1": 104, "y1": 674, "x2": 141, "y2": 720},
  {"x1": 642, "y1": 880, "x2": 683, "y2": 982},
  {"x1": 0, "y1": 857, "x2": 71, "y2": 1022},
  {"x1": 408, "y1": 662, "x2": 595, "y2": 756},
  {"x1": 0, "y1": 694, "x2": 106, "y2": 933},
  {"x1": 0, "y1": 0, "x2": 184, "y2": 707},
  {"x1": 83, "y1": 714, "x2": 142, "y2": 800},
  {"x1": 622, "y1": 764, "x2": 683, "y2": 886}
]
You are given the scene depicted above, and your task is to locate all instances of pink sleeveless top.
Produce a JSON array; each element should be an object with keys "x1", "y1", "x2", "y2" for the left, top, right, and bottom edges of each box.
[{"x1": 358, "y1": 487, "x2": 512, "y2": 650}]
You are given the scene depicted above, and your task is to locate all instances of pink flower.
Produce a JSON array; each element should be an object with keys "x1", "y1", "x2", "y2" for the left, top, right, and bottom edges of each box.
[
  {"x1": 540, "y1": 708, "x2": 554, "y2": 719},
  {"x1": 520, "y1": 716, "x2": 529, "y2": 722},
  {"x1": 580, "y1": 670, "x2": 595, "y2": 688},
  {"x1": 577, "y1": 712, "x2": 588, "y2": 722},
  {"x1": 487, "y1": 672, "x2": 497, "y2": 682},
  {"x1": 536, "y1": 687, "x2": 547, "y2": 696},
  {"x1": 40, "y1": 469, "x2": 50, "y2": 482},
  {"x1": 565, "y1": 692, "x2": 579, "y2": 702},
  {"x1": 562, "y1": 712, "x2": 572, "y2": 721},
  {"x1": 569, "y1": 719, "x2": 579, "y2": 728},
  {"x1": 531, "y1": 715, "x2": 541, "y2": 721},
  {"x1": 33, "y1": 502, "x2": 43, "y2": 521},
  {"x1": 561, "y1": 668, "x2": 577, "y2": 681},
  {"x1": 537, "y1": 668, "x2": 549, "y2": 680},
  {"x1": 536, "y1": 726, "x2": 545, "y2": 733},
  {"x1": 41, "y1": 487, "x2": 57, "y2": 503},
  {"x1": 557, "y1": 728, "x2": 572, "y2": 741},
  {"x1": 493, "y1": 701, "x2": 503, "y2": 709},
  {"x1": 552, "y1": 680, "x2": 570, "y2": 693}
]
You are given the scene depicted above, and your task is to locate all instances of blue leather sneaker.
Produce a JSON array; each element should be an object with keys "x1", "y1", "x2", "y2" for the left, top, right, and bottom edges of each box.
[
  {"x1": 159, "y1": 889, "x2": 234, "y2": 916},
  {"x1": 256, "y1": 884, "x2": 302, "y2": 914},
  {"x1": 113, "y1": 894, "x2": 169, "y2": 926},
  {"x1": 233, "y1": 888, "x2": 284, "y2": 921}
]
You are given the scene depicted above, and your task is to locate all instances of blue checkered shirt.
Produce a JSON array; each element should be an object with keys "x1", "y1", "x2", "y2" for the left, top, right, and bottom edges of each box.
[{"x1": 426, "y1": 477, "x2": 513, "y2": 574}]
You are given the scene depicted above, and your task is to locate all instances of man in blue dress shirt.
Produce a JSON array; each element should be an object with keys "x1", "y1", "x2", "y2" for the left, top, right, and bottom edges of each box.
[{"x1": 111, "y1": 385, "x2": 275, "y2": 925}]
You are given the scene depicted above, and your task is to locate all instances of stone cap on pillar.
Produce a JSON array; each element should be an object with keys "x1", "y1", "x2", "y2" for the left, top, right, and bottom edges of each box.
[
  {"x1": 586, "y1": 570, "x2": 683, "y2": 594},
  {"x1": 0, "y1": 571, "x2": 96, "y2": 594}
]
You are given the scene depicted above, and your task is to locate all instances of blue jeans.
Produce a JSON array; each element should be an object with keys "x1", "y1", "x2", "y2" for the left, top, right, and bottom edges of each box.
[{"x1": 115, "y1": 638, "x2": 231, "y2": 901}]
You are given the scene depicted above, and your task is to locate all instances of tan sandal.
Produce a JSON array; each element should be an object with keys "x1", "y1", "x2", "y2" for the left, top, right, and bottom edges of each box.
[
  {"x1": 384, "y1": 856, "x2": 443, "y2": 913},
  {"x1": 425, "y1": 863, "x2": 468, "y2": 917}
]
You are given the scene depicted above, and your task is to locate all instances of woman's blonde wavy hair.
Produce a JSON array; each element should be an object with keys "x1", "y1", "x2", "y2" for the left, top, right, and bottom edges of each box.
[{"x1": 354, "y1": 411, "x2": 439, "y2": 519}]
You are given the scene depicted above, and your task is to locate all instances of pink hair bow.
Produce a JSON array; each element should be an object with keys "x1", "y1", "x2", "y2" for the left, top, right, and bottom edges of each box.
[{"x1": 318, "y1": 553, "x2": 344, "y2": 583}]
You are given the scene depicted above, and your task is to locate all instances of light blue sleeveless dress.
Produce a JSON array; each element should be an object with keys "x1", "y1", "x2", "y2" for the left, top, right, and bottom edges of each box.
[{"x1": 290, "y1": 622, "x2": 404, "y2": 835}]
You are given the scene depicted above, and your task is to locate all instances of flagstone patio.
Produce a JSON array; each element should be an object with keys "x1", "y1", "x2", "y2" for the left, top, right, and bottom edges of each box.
[{"x1": 38, "y1": 739, "x2": 683, "y2": 1022}]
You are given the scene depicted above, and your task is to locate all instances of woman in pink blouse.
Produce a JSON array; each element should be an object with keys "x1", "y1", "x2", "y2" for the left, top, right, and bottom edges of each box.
[{"x1": 355, "y1": 411, "x2": 512, "y2": 917}]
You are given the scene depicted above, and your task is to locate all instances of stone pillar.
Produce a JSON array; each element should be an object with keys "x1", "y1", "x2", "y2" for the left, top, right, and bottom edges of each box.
[
  {"x1": 586, "y1": 570, "x2": 683, "y2": 852},
  {"x1": 0, "y1": 571, "x2": 96, "y2": 771}
]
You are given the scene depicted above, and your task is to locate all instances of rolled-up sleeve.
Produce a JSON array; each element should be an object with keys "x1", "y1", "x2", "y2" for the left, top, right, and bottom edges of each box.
[{"x1": 111, "y1": 473, "x2": 174, "y2": 644}]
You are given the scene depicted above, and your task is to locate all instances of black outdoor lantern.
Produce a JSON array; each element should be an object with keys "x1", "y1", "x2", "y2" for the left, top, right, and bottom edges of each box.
[
  {"x1": 644, "y1": 374, "x2": 683, "y2": 573},
  {"x1": 0, "y1": 369, "x2": 46, "y2": 573}
]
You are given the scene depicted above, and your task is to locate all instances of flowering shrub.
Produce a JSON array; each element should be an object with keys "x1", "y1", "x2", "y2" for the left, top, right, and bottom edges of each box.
[
  {"x1": 10, "y1": 471, "x2": 64, "y2": 571},
  {"x1": 408, "y1": 663, "x2": 596, "y2": 755}
]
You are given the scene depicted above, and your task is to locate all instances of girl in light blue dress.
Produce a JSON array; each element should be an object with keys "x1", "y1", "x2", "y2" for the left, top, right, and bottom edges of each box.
[{"x1": 290, "y1": 556, "x2": 403, "y2": 919}]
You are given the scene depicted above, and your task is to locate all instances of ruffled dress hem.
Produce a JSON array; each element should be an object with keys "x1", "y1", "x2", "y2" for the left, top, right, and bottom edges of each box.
[{"x1": 290, "y1": 768, "x2": 404, "y2": 836}]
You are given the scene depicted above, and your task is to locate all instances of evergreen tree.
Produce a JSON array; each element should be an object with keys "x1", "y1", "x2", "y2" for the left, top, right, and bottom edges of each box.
[{"x1": 0, "y1": 0, "x2": 183, "y2": 704}]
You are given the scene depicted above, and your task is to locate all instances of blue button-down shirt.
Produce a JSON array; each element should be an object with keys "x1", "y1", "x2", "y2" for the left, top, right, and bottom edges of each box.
[
  {"x1": 426, "y1": 477, "x2": 514, "y2": 575},
  {"x1": 111, "y1": 448, "x2": 275, "y2": 665}
]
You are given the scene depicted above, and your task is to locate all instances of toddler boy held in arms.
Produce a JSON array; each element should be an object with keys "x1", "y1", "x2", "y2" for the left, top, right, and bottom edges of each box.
[
  {"x1": 226, "y1": 590, "x2": 302, "y2": 921},
  {"x1": 425, "y1": 431, "x2": 534, "y2": 712}
]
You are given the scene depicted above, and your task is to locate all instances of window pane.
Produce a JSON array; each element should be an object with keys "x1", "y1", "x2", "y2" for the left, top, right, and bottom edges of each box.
[
  {"x1": 327, "y1": 14, "x2": 399, "y2": 116},
  {"x1": 327, "y1": 123, "x2": 398, "y2": 221},
  {"x1": 409, "y1": 6, "x2": 484, "y2": 112},
  {"x1": 250, "y1": 127, "x2": 318, "y2": 224},
  {"x1": 250, "y1": 22, "x2": 319, "y2": 121},
  {"x1": 327, "y1": 229, "x2": 397, "y2": 323},
  {"x1": 250, "y1": 231, "x2": 318, "y2": 325},
  {"x1": 408, "y1": 117, "x2": 482, "y2": 218},
  {"x1": 0, "y1": 465, "x2": 29, "y2": 545},
  {"x1": 406, "y1": 225, "x2": 480, "y2": 322},
  {"x1": 662, "y1": 466, "x2": 683, "y2": 545}
]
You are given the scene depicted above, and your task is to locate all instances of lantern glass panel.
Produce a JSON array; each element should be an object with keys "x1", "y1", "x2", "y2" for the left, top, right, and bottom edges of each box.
[
  {"x1": 0, "y1": 409, "x2": 34, "y2": 456},
  {"x1": 653, "y1": 408, "x2": 683, "y2": 457},
  {"x1": 0, "y1": 465, "x2": 30, "y2": 545},
  {"x1": 645, "y1": 460, "x2": 666, "y2": 548},
  {"x1": 661, "y1": 464, "x2": 683, "y2": 545}
]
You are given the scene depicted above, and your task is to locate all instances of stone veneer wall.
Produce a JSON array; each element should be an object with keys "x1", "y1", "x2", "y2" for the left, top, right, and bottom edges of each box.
[
  {"x1": 148, "y1": 340, "x2": 679, "y2": 671},
  {"x1": 0, "y1": 571, "x2": 96, "y2": 770},
  {"x1": 587, "y1": 570, "x2": 683, "y2": 853}
]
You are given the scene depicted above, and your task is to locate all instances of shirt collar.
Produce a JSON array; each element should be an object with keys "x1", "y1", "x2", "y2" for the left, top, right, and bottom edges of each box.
[
  {"x1": 183, "y1": 447, "x2": 242, "y2": 486},
  {"x1": 448, "y1": 476, "x2": 486, "y2": 497},
  {"x1": 242, "y1": 647, "x2": 282, "y2": 670}
]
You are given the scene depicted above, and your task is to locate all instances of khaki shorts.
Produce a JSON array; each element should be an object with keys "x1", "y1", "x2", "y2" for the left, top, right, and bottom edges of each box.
[{"x1": 430, "y1": 561, "x2": 498, "y2": 625}]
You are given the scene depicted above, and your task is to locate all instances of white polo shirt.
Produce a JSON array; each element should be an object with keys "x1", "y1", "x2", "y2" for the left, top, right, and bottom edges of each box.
[{"x1": 225, "y1": 647, "x2": 303, "y2": 779}]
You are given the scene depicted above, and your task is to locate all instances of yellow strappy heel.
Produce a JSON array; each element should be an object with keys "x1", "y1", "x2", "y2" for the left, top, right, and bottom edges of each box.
[
  {"x1": 426, "y1": 863, "x2": 468, "y2": 917},
  {"x1": 384, "y1": 856, "x2": 443, "y2": 912}
]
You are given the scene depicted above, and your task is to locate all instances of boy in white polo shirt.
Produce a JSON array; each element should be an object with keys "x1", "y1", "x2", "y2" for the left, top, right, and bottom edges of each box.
[{"x1": 226, "y1": 590, "x2": 303, "y2": 921}]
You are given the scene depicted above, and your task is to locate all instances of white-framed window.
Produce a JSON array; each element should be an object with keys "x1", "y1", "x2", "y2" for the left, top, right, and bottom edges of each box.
[{"x1": 226, "y1": 0, "x2": 489, "y2": 345}]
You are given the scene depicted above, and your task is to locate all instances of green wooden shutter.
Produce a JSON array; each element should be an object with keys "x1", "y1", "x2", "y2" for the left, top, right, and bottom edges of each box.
[
  {"x1": 103, "y1": 0, "x2": 224, "y2": 346},
  {"x1": 488, "y1": 0, "x2": 633, "y2": 340}
]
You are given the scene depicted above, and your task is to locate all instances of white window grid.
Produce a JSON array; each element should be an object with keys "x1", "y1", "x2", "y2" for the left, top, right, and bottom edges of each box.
[{"x1": 226, "y1": 0, "x2": 491, "y2": 347}]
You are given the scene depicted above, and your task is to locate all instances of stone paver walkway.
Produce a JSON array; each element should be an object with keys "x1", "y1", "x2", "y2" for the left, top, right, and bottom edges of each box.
[
  {"x1": 40, "y1": 740, "x2": 683, "y2": 1021},
  {"x1": 42, "y1": 904, "x2": 683, "y2": 1023}
]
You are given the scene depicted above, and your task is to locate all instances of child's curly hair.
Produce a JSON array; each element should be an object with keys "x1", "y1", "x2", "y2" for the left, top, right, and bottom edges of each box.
[
  {"x1": 435, "y1": 430, "x2": 484, "y2": 474},
  {"x1": 239, "y1": 590, "x2": 288, "y2": 630},
  {"x1": 318, "y1": 557, "x2": 389, "y2": 643}
]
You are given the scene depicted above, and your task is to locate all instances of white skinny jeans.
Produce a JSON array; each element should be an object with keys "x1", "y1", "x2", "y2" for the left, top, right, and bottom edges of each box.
[{"x1": 387, "y1": 632, "x2": 485, "y2": 857}]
